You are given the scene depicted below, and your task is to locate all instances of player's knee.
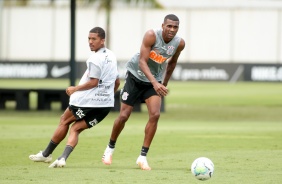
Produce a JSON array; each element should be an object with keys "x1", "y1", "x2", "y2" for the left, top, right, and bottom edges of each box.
[
  {"x1": 149, "y1": 112, "x2": 160, "y2": 121},
  {"x1": 118, "y1": 113, "x2": 130, "y2": 123},
  {"x1": 70, "y1": 125, "x2": 84, "y2": 134},
  {"x1": 59, "y1": 115, "x2": 70, "y2": 125}
]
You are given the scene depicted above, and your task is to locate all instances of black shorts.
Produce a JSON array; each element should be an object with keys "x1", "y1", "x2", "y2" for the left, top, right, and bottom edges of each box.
[
  {"x1": 69, "y1": 105, "x2": 111, "y2": 128},
  {"x1": 120, "y1": 72, "x2": 159, "y2": 106}
]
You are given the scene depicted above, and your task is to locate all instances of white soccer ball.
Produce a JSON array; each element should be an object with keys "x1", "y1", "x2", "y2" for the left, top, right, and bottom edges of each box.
[{"x1": 191, "y1": 157, "x2": 214, "y2": 181}]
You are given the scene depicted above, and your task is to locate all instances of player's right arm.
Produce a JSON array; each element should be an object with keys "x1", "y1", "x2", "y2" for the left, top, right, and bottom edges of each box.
[
  {"x1": 139, "y1": 30, "x2": 168, "y2": 97},
  {"x1": 66, "y1": 78, "x2": 99, "y2": 96}
]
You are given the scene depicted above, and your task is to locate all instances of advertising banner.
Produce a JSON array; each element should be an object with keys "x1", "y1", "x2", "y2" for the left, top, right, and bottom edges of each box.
[
  {"x1": 0, "y1": 62, "x2": 82, "y2": 79},
  {"x1": 1, "y1": 61, "x2": 280, "y2": 82},
  {"x1": 244, "y1": 64, "x2": 282, "y2": 82},
  {"x1": 170, "y1": 63, "x2": 244, "y2": 82}
]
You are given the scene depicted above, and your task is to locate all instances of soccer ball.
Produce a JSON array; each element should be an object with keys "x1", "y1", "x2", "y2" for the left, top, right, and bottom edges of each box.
[{"x1": 191, "y1": 157, "x2": 214, "y2": 181}]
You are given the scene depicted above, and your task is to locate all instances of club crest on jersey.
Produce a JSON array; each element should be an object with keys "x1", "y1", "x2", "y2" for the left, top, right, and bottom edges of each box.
[
  {"x1": 122, "y1": 92, "x2": 129, "y2": 101},
  {"x1": 167, "y1": 46, "x2": 175, "y2": 55}
]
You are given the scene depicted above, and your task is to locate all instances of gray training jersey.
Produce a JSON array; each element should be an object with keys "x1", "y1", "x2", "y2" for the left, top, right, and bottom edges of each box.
[{"x1": 126, "y1": 28, "x2": 181, "y2": 82}]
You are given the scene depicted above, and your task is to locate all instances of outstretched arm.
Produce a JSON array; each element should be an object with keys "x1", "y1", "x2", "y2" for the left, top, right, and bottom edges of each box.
[
  {"x1": 162, "y1": 39, "x2": 185, "y2": 87},
  {"x1": 139, "y1": 30, "x2": 157, "y2": 84},
  {"x1": 138, "y1": 30, "x2": 169, "y2": 97}
]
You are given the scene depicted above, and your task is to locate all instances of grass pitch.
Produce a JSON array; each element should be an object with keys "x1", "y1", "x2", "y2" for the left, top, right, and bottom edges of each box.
[{"x1": 0, "y1": 80, "x2": 282, "y2": 184}]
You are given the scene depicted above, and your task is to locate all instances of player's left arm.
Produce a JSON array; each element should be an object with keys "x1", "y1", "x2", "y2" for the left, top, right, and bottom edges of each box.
[{"x1": 162, "y1": 38, "x2": 185, "y2": 87}]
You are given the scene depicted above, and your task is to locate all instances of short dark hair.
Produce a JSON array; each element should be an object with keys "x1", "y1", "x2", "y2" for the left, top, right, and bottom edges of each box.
[
  {"x1": 164, "y1": 14, "x2": 179, "y2": 23},
  {"x1": 89, "y1": 27, "x2": 106, "y2": 39}
]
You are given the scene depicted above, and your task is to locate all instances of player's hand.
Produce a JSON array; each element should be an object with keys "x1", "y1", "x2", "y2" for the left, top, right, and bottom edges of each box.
[
  {"x1": 66, "y1": 86, "x2": 76, "y2": 96},
  {"x1": 153, "y1": 82, "x2": 168, "y2": 97}
]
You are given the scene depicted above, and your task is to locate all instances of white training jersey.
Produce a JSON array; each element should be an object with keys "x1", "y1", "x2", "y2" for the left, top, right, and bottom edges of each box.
[{"x1": 69, "y1": 47, "x2": 119, "y2": 107}]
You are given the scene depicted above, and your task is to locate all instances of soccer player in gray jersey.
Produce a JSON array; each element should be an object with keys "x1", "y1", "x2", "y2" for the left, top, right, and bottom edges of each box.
[
  {"x1": 102, "y1": 14, "x2": 185, "y2": 170},
  {"x1": 29, "y1": 27, "x2": 120, "y2": 168}
]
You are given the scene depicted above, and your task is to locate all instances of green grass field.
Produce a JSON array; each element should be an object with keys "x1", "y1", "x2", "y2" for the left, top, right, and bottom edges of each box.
[{"x1": 0, "y1": 79, "x2": 282, "y2": 183}]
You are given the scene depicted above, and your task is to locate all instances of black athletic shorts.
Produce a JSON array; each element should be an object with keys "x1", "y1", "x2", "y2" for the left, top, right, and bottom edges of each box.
[
  {"x1": 120, "y1": 71, "x2": 159, "y2": 106},
  {"x1": 69, "y1": 105, "x2": 111, "y2": 128}
]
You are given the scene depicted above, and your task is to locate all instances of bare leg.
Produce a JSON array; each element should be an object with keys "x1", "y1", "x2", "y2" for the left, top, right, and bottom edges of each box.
[
  {"x1": 67, "y1": 119, "x2": 88, "y2": 148},
  {"x1": 51, "y1": 108, "x2": 76, "y2": 144},
  {"x1": 135, "y1": 96, "x2": 161, "y2": 170},
  {"x1": 143, "y1": 96, "x2": 162, "y2": 148},
  {"x1": 102, "y1": 103, "x2": 133, "y2": 165},
  {"x1": 110, "y1": 103, "x2": 133, "y2": 141},
  {"x1": 30, "y1": 107, "x2": 77, "y2": 160},
  {"x1": 55, "y1": 119, "x2": 88, "y2": 161}
]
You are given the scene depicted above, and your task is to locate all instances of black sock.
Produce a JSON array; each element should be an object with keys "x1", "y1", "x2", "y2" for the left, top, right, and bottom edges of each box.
[
  {"x1": 108, "y1": 139, "x2": 116, "y2": 149},
  {"x1": 58, "y1": 145, "x2": 73, "y2": 161},
  {"x1": 42, "y1": 140, "x2": 58, "y2": 157},
  {"x1": 140, "y1": 146, "x2": 149, "y2": 156}
]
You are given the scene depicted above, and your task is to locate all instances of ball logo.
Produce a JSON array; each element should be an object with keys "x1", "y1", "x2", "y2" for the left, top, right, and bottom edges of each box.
[
  {"x1": 122, "y1": 92, "x2": 129, "y2": 101},
  {"x1": 191, "y1": 157, "x2": 214, "y2": 181}
]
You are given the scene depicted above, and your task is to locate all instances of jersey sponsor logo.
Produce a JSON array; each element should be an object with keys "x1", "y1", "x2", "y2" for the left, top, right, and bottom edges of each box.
[
  {"x1": 95, "y1": 93, "x2": 110, "y2": 97},
  {"x1": 137, "y1": 69, "x2": 158, "y2": 78},
  {"x1": 98, "y1": 84, "x2": 110, "y2": 89},
  {"x1": 122, "y1": 92, "x2": 129, "y2": 101},
  {"x1": 149, "y1": 50, "x2": 168, "y2": 64},
  {"x1": 91, "y1": 98, "x2": 112, "y2": 102},
  {"x1": 104, "y1": 55, "x2": 113, "y2": 64},
  {"x1": 137, "y1": 70, "x2": 146, "y2": 77},
  {"x1": 89, "y1": 118, "x2": 98, "y2": 127},
  {"x1": 161, "y1": 46, "x2": 167, "y2": 51},
  {"x1": 76, "y1": 108, "x2": 85, "y2": 119},
  {"x1": 167, "y1": 46, "x2": 175, "y2": 55}
]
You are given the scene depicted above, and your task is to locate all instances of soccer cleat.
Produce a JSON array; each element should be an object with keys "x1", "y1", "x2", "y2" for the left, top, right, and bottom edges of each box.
[
  {"x1": 29, "y1": 151, "x2": 52, "y2": 163},
  {"x1": 102, "y1": 145, "x2": 114, "y2": 165},
  {"x1": 48, "y1": 158, "x2": 66, "y2": 168},
  {"x1": 136, "y1": 155, "x2": 151, "y2": 170}
]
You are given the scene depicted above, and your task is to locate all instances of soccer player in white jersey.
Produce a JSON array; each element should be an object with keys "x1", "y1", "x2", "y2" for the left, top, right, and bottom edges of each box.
[
  {"x1": 29, "y1": 27, "x2": 120, "y2": 168},
  {"x1": 102, "y1": 14, "x2": 185, "y2": 170}
]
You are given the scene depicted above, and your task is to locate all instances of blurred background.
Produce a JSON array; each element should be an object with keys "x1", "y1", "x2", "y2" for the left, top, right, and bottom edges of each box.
[{"x1": 0, "y1": 0, "x2": 282, "y2": 82}]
